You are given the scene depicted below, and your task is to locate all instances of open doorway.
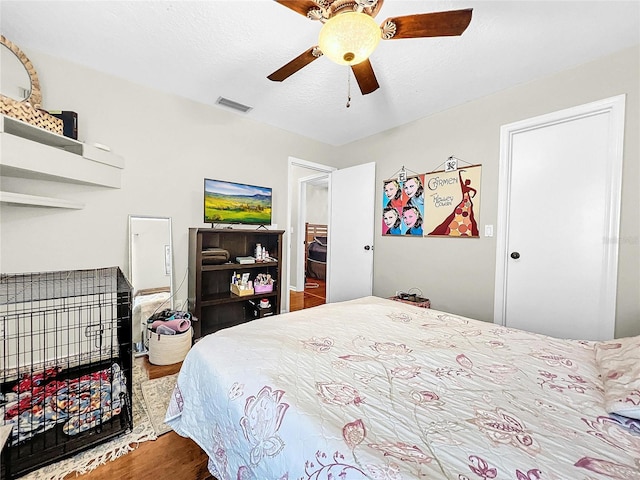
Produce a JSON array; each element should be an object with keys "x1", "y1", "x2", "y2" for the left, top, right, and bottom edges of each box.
[
  {"x1": 285, "y1": 157, "x2": 335, "y2": 313},
  {"x1": 292, "y1": 176, "x2": 329, "y2": 311}
]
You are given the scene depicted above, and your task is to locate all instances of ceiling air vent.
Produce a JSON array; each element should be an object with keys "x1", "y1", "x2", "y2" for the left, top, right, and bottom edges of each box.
[{"x1": 215, "y1": 97, "x2": 253, "y2": 113}]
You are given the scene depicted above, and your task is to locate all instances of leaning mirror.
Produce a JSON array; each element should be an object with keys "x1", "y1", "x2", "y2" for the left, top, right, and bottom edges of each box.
[{"x1": 128, "y1": 215, "x2": 174, "y2": 355}]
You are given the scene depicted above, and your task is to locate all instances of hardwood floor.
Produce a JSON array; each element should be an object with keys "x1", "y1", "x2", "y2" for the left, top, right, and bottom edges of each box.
[
  {"x1": 56, "y1": 280, "x2": 326, "y2": 480},
  {"x1": 63, "y1": 359, "x2": 213, "y2": 480},
  {"x1": 289, "y1": 277, "x2": 326, "y2": 311},
  {"x1": 65, "y1": 430, "x2": 213, "y2": 480},
  {"x1": 142, "y1": 356, "x2": 182, "y2": 380}
]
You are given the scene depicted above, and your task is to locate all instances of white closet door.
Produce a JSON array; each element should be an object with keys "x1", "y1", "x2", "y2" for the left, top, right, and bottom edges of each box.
[{"x1": 495, "y1": 96, "x2": 625, "y2": 340}]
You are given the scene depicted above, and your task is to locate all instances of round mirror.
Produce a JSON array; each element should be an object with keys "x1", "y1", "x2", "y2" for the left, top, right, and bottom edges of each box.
[
  {"x1": 0, "y1": 35, "x2": 42, "y2": 108},
  {"x1": 1, "y1": 43, "x2": 31, "y2": 100}
]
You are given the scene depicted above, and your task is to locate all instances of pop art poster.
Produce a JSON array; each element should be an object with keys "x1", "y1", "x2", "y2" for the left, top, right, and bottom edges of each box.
[
  {"x1": 424, "y1": 166, "x2": 481, "y2": 237},
  {"x1": 382, "y1": 175, "x2": 425, "y2": 236}
]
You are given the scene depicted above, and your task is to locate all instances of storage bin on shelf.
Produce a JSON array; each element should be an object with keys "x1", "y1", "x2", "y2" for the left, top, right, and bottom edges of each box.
[
  {"x1": 254, "y1": 283, "x2": 274, "y2": 294},
  {"x1": 249, "y1": 305, "x2": 274, "y2": 319},
  {"x1": 231, "y1": 284, "x2": 254, "y2": 296}
]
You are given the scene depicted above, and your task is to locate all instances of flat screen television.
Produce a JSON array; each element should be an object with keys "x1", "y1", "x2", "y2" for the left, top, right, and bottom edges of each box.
[{"x1": 204, "y1": 178, "x2": 272, "y2": 226}]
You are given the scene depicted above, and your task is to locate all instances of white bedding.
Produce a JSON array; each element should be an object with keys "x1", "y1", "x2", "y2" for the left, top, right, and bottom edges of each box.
[{"x1": 166, "y1": 296, "x2": 640, "y2": 479}]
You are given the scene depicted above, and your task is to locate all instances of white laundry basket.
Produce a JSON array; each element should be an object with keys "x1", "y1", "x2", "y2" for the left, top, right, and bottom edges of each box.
[{"x1": 148, "y1": 328, "x2": 193, "y2": 365}]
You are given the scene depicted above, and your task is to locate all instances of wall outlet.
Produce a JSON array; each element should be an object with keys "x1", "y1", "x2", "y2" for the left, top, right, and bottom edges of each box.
[{"x1": 484, "y1": 225, "x2": 494, "y2": 237}]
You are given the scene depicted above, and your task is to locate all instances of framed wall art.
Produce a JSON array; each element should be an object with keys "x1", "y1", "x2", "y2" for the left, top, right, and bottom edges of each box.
[
  {"x1": 424, "y1": 165, "x2": 482, "y2": 237},
  {"x1": 382, "y1": 175, "x2": 425, "y2": 236}
]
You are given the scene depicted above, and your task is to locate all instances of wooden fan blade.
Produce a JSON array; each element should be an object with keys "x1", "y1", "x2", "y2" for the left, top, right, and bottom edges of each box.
[
  {"x1": 274, "y1": 0, "x2": 319, "y2": 18},
  {"x1": 382, "y1": 8, "x2": 472, "y2": 39},
  {"x1": 351, "y1": 59, "x2": 379, "y2": 95},
  {"x1": 268, "y1": 47, "x2": 321, "y2": 82}
]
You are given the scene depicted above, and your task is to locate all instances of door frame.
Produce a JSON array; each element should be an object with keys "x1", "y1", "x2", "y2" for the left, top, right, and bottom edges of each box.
[
  {"x1": 285, "y1": 156, "x2": 336, "y2": 313},
  {"x1": 493, "y1": 95, "x2": 626, "y2": 333}
]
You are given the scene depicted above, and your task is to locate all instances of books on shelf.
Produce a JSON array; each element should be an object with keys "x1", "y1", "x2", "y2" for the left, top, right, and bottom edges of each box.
[{"x1": 236, "y1": 256, "x2": 256, "y2": 264}]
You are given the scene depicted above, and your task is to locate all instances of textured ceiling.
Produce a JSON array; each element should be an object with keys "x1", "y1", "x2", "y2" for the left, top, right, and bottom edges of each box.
[{"x1": 1, "y1": 1, "x2": 639, "y2": 146}]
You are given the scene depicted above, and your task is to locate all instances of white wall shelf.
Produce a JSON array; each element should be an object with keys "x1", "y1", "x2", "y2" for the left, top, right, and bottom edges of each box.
[
  {"x1": 0, "y1": 115, "x2": 124, "y2": 208},
  {"x1": 0, "y1": 191, "x2": 84, "y2": 209}
]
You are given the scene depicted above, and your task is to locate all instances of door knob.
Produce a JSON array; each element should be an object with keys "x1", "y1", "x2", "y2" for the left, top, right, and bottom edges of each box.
[
  {"x1": 510, "y1": 251, "x2": 520, "y2": 259},
  {"x1": 364, "y1": 245, "x2": 372, "y2": 251}
]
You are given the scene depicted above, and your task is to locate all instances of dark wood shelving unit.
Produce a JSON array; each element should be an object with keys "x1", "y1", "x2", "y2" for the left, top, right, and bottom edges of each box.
[
  {"x1": 188, "y1": 228, "x2": 284, "y2": 339},
  {"x1": 201, "y1": 261, "x2": 278, "y2": 272}
]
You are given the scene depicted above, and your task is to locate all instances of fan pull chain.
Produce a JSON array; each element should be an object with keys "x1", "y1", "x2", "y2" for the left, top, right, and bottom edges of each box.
[{"x1": 346, "y1": 68, "x2": 351, "y2": 108}]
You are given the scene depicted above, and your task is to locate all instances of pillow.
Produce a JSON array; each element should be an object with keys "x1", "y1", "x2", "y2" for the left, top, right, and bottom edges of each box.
[{"x1": 595, "y1": 336, "x2": 640, "y2": 419}]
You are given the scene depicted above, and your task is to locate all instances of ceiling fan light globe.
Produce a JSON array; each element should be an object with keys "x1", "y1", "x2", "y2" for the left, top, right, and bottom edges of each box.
[{"x1": 318, "y1": 12, "x2": 381, "y2": 66}]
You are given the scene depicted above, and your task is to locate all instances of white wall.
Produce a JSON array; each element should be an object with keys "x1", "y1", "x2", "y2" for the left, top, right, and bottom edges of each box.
[
  {"x1": 333, "y1": 45, "x2": 639, "y2": 338},
  {"x1": 0, "y1": 50, "x2": 337, "y2": 308},
  {"x1": 306, "y1": 184, "x2": 328, "y2": 225},
  {"x1": 2, "y1": 45, "x2": 637, "y2": 338}
]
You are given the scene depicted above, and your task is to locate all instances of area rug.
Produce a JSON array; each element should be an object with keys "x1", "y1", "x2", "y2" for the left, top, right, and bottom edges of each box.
[
  {"x1": 20, "y1": 360, "x2": 157, "y2": 480},
  {"x1": 140, "y1": 373, "x2": 177, "y2": 437}
]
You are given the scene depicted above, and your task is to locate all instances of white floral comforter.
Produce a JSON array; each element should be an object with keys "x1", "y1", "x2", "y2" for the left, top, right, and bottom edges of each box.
[{"x1": 165, "y1": 296, "x2": 640, "y2": 480}]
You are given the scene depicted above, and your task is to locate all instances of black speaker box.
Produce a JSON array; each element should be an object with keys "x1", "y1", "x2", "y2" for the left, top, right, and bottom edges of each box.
[{"x1": 48, "y1": 110, "x2": 78, "y2": 139}]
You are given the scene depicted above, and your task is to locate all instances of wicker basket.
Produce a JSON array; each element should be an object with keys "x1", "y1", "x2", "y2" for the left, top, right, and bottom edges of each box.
[
  {"x1": 1, "y1": 96, "x2": 63, "y2": 134},
  {"x1": 148, "y1": 328, "x2": 193, "y2": 366},
  {"x1": 0, "y1": 35, "x2": 63, "y2": 134}
]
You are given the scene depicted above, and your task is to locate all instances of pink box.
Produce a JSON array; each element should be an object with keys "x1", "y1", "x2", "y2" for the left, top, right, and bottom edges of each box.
[{"x1": 254, "y1": 283, "x2": 273, "y2": 294}]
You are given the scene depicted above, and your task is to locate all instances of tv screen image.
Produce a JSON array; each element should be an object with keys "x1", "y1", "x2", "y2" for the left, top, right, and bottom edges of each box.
[{"x1": 204, "y1": 179, "x2": 272, "y2": 225}]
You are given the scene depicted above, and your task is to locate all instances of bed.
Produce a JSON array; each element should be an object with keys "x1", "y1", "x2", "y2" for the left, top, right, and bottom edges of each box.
[
  {"x1": 165, "y1": 296, "x2": 640, "y2": 479},
  {"x1": 305, "y1": 223, "x2": 328, "y2": 281}
]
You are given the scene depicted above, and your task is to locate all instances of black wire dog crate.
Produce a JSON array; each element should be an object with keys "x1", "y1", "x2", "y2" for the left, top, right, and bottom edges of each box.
[{"x1": 0, "y1": 267, "x2": 133, "y2": 479}]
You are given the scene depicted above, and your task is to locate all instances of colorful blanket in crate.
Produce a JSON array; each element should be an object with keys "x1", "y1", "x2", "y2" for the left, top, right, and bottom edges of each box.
[{"x1": 1, "y1": 363, "x2": 126, "y2": 445}]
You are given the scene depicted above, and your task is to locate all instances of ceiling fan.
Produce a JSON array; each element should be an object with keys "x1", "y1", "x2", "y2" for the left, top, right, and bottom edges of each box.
[{"x1": 267, "y1": 0, "x2": 473, "y2": 95}]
